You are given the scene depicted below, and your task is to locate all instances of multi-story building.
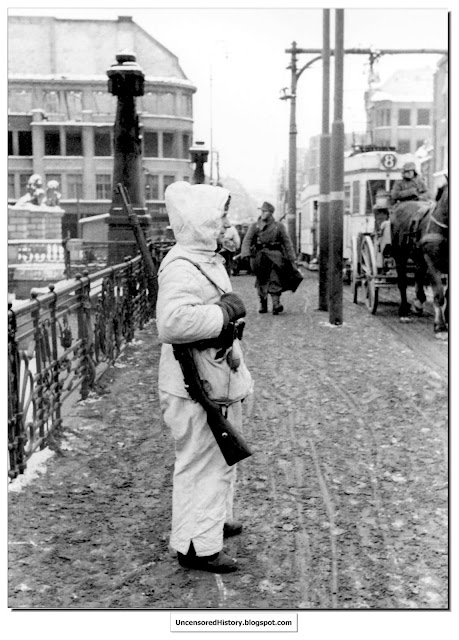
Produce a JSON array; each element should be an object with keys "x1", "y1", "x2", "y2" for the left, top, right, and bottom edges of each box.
[
  {"x1": 8, "y1": 15, "x2": 196, "y2": 235},
  {"x1": 365, "y1": 67, "x2": 433, "y2": 156},
  {"x1": 432, "y1": 54, "x2": 448, "y2": 189}
]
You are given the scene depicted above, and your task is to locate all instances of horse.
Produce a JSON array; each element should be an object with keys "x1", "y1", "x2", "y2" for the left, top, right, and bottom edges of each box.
[{"x1": 390, "y1": 182, "x2": 449, "y2": 338}]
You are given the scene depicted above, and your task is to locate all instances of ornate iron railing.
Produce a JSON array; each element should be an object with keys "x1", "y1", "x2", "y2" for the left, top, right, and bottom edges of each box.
[{"x1": 7, "y1": 250, "x2": 162, "y2": 480}]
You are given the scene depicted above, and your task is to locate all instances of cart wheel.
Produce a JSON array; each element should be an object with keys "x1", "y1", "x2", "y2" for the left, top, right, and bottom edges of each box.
[
  {"x1": 360, "y1": 235, "x2": 379, "y2": 314},
  {"x1": 351, "y1": 235, "x2": 360, "y2": 303}
]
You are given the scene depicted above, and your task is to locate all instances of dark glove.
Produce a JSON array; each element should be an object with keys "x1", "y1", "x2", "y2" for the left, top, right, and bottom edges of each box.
[{"x1": 215, "y1": 292, "x2": 246, "y2": 327}]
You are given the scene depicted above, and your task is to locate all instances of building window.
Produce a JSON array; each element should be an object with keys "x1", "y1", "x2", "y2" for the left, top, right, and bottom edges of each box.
[
  {"x1": 20, "y1": 174, "x2": 30, "y2": 196},
  {"x1": 8, "y1": 131, "x2": 13, "y2": 155},
  {"x1": 178, "y1": 93, "x2": 193, "y2": 117},
  {"x1": 94, "y1": 129, "x2": 112, "y2": 156},
  {"x1": 184, "y1": 94, "x2": 192, "y2": 117},
  {"x1": 159, "y1": 92, "x2": 175, "y2": 115},
  {"x1": 8, "y1": 174, "x2": 15, "y2": 199},
  {"x1": 398, "y1": 139, "x2": 411, "y2": 154},
  {"x1": 92, "y1": 91, "x2": 115, "y2": 116},
  {"x1": 64, "y1": 91, "x2": 82, "y2": 120},
  {"x1": 376, "y1": 108, "x2": 391, "y2": 127},
  {"x1": 417, "y1": 108, "x2": 430, "y2": 126},
  {"x1": 66, "y1": 130, "x2": 83, "y2": 156},
  {"x1": 352, "y1": 180, "x2": 360, "y2": 214},
  {"x1": 96, "y1": 174, "x2": 112, "y2": 199},
  {"x1": 8, "y1": 89, "x2": 33, "y2": 113},
  {"x1": 142, "y1": 92, "x2": 158, "y2": 114},
  {"x1": 344, "y1": 183, "x2": 351, "y2": 211},
  {"x1": 163, "y1": 175, "x2": 175, "y2": 197},
  {"x1": 144, "y1": 131, "x2": 159, "y2": 158},
  {"x1": 18, "y1": 131, "x2": 33, "y2": 156},
  {"x1": 398, "y1": 109, "x2": 411, "y2": 126},
  {"x1": 163, "y1": 133, "x2": 176, "y2": 158},
  {"x1": 44, "y1": 129, "x2": 61, "y2": 155},
  {"x1": 145, "y1": 173, "x2": 159, "y2": 200},
  {"x1": 67, "y1": 174, "x2": 83, "y2": 199},
  {"x1": 44, "y1": 90, "x2": 61, "y2": 115},
  {"x1": 182, "y1": 134, "x2": 190, "y2": 159}
]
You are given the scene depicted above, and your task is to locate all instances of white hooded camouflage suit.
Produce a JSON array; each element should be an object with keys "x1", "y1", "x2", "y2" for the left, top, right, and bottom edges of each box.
[{"x1": 157, "y1": 181, "x2": 253, "y2": 557}]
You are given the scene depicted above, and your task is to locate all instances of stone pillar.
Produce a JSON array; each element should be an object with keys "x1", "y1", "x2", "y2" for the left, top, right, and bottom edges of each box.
[
  {"x1": 106, "y1": 50, "x2": 151, "y2": 265},
  {"x1": 82, "y1": 110, "x2": 95, "y2": 199},
  {"x1": 31, "y1": 109, "x2": 45, "y2": 178}
]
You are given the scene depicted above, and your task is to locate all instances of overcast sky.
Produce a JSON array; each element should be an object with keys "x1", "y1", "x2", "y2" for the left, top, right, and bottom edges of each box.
[{"x1": 7, "y1": 3, "x2": 449, "y2": 202}]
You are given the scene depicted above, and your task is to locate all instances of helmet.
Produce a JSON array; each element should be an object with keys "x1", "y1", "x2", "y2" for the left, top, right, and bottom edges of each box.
[{"x1": 402, "y1": 162, "x2": 416, "y2": 173}]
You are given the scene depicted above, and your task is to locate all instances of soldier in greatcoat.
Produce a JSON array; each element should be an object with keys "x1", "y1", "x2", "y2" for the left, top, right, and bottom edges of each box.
[
  {"x1": 240, "y1": 201, "x2": 297, "y2": 314},
  {"x1": 391, "y1": 162, "x2": 431, "y2": 205}
]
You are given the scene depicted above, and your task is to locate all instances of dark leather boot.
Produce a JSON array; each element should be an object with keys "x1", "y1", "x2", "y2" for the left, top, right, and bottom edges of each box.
[
  {"x1": 271, "y1": 295, "x2": 284, "y2": 315},
  {"x1": 177, "y1": 542, "x2": 238, "y2": 573},
  {"x1": 258, "y1": 297, "x2": 268, "y2": 313}
]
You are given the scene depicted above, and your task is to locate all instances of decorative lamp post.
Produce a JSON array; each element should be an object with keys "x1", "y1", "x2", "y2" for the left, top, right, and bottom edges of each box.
[
  {"x1": 190, "y1": 141, "x2": 209, "y2": 185},
  {"x1": 281, "y1": 44, "x2": 322, "y2": 254},
  {"x1": 106, "y1": 50, "x2": 151, "y2": 264}
]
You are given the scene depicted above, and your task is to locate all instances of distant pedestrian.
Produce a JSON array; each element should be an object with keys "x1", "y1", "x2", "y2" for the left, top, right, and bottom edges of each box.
[
  {"x1": 240, "y1": 201, "x2": 298, "y2": 314},
  {"x1": 218, "y1": 216, "x2": 241, "y2": 276}
]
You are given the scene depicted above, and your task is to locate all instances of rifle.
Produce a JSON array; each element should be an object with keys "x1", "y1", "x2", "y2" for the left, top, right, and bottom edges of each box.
[
  {"x1": 119, "y1": 181, "x2": 252, "y2": 465},
  {"x1": 173, "y1": 344, "x2": 252, "y2": 466},
  {"x1": 117, "y1": 183, "x2": 158, "y2": 309}
]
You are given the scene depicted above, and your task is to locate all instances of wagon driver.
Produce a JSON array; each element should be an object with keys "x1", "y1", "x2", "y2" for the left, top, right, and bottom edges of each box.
[{"x1": 391, "y1": 162, "x2": 431, "y2": 206}]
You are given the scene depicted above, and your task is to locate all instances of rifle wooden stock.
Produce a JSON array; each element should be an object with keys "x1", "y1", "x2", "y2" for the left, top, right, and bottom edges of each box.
[
  {"x1": 173, "y1": 345, "x2": 252, "y2": 466},
  {"x1": 117, "y1": 183, "x2": 158, "y2": 305}
]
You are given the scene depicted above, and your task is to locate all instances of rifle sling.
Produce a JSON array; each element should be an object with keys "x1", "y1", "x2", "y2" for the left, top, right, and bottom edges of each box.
[{"x1": 163, "y1": 256, "x2": 228, "y2": 295}]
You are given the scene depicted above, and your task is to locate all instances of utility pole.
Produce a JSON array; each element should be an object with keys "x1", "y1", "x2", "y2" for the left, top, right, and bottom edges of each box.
[
  {"x1": 318, "y1": 8, "x2": 331, "y2": 311},
  {"x1": 282, "y1": 46, "x2": 324, "y2": 253},
  {"x1": 329, "y1": 9, "x2": 345, "y2": 325},
  {"x1": 287, "y1": 42, "x2": 298, "y2": 251}
]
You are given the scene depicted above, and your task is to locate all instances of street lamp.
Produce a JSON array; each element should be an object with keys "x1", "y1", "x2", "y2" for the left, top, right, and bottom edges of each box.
[
  {"x1": 106, "y1": 50, "x2": 150, "y2": 265},
  {"x1": 281, "y1": 42, "x2": 322, "y2": 252},
  {"x1": 189, "y1": 141, "x2": 209, "y2": 185}
]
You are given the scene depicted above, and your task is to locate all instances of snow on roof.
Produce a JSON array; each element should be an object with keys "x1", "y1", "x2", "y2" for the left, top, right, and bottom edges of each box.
[
  {"x1": 9, "y1": 73, "x2": 196, "y2": 89},
  {"x1": 370, "y1": 67, "x2": 434, "y2": 103}
]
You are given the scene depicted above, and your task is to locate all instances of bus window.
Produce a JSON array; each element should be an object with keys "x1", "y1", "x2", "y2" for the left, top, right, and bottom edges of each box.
[
  {"x1": 344, "y1": 183, "x2": 351, "y2": 211},
  {"x1": 352, "y1": 180, "x2": 360, "y2": 214}
]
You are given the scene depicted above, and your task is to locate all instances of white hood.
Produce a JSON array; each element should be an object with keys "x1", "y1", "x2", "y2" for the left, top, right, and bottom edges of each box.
[{"x1": 165, "y1": 181, "x2": 230, "y2": 252}]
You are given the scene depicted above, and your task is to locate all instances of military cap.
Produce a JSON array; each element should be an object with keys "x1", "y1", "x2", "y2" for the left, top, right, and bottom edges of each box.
[{"x1": 259, "y1": 201, "x2": 275, "y2": 213}]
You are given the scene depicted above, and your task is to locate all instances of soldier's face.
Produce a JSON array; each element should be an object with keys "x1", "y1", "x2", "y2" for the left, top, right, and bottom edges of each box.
[
  {"x1": 403, "y1": 170, "x2": 414, "y2": 179},
  {"x1": 219, "y1": 213, "x2": 229, "y2": 237},
  {"x1": 261, "y1": 209, "x2": 271, "y2": 220}
]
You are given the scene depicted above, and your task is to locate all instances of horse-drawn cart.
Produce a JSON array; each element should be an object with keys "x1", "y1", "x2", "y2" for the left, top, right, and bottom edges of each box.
[{"x1": 351, "y1": 191, "x2": 399, "y2": 314}]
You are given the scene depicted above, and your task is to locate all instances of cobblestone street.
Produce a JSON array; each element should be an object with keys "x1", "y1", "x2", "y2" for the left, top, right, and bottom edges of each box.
[{"x1": 8, "y1": 270, "x2": 449, "y2": 614}]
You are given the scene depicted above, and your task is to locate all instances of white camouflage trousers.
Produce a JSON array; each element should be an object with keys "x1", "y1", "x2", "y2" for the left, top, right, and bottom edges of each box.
[{"x1": 159, "y1": 390, "x2": 242, "y2": 557}]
